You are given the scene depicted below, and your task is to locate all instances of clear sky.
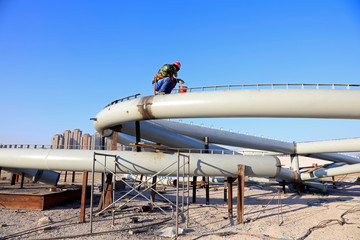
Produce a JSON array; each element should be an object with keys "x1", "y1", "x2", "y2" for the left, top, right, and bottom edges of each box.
[{"x1": 0, "y1": 0, "x2": 359, "y2": 145}]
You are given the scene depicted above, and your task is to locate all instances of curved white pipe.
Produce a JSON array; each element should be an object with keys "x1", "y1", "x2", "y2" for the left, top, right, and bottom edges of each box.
[{"x1": 94, "y1": 89, "x2": 360, "y2": 135}]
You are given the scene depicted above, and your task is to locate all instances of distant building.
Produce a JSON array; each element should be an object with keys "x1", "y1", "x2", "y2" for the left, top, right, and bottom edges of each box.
[
  {"x1": 92, "y1": 132, "x2": 102, "y2": 150},
  {"x1": 62, "y1": 130, "x2": 71, "y2": 149},
  {"x1": 71, "y1": 129, "x2": 82, "y2": 149},
  {"x1": 80, "y1": 133, "x2": 92, "y2": 149},
  {"x1": 104, "y1": 137, "x2": 113, "y2": 150},
  {"x1": 51, "y1": 134, "x2": 64, "y2": 149},
  {"x1": 52, "y1": 130, "x2": 110, "y2": 150}
]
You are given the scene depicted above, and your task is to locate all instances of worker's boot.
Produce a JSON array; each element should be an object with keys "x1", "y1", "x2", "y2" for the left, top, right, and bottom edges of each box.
[{"x1": 158, "y1": 91, "x2": 165, "y2": 95}]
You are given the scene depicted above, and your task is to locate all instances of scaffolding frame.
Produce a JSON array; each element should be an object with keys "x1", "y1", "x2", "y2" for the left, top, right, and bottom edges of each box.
[{"x1": 89, "y1": 151, "x2": 190, "y2": 236}]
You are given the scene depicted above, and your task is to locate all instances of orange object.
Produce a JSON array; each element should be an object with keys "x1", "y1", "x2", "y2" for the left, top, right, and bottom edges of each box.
[
  {"x1": 179, "y1": 86, "x2": 187, "y2": 93},
  {"x1": 49, "y1": 187, "x2": 57, "y2": 192}
]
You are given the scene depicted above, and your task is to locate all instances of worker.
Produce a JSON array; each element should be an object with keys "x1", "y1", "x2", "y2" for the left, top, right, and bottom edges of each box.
[{"x1": 152, "y1": 61, "x2": 185, "y2": 95}]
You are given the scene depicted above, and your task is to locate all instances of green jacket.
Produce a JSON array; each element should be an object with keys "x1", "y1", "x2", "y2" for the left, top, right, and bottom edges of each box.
[{"x1": 152, "y1": 64, "x2": 176, "y2": 84}]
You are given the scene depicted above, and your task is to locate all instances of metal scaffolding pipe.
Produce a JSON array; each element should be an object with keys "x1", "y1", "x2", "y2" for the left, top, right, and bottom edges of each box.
[{"x1": 0, "y1": 149, "x2": 281, "y2": 178}]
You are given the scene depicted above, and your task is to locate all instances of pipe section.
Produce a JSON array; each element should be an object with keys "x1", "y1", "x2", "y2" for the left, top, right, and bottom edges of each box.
[
  {"x1": 125, "y1": 120, "x2": 293, "y2": 153},
  {"x1": 114, "y1": 121, "x2": 228, "y2": 151},
  {"x1": 3, "y1": 168, "x2": 60, "y2": 185},
  {"x1": 0, "y1": 149, "x2": 281, "y2": 178},
  {"x1": 118, "y1": 120, "x2": 360, "y2": 164},
  {"x1": 300, "y1": 163, "x2": 360, "y2": 181},
  {"x1": 296, "y1": 138, "x2": 360, "y2": 153},
  {"x1": 94, "y1": 89, "x2": 360, "y2": 135}
]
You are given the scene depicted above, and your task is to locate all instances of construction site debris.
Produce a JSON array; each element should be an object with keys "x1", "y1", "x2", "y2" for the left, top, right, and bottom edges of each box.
[{"x1": 155, "y1": 226, "x2": 183, "y2": 238}]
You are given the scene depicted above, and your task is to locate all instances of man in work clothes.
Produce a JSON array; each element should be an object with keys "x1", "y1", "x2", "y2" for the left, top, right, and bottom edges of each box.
[{"x1": 152, "y1": 61, "x2": 185, "y2": 95}]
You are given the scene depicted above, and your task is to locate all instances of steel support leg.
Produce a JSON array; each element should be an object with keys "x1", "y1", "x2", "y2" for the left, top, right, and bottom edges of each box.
[
  {"x1": 98, "y1": 173, "x2": 113, "y2": 210},
  {"x1": 150, "y1": 175, "x2": 157, "y2": 202},
  {"x1": 205, "y1": 176, "x2": 210, "y2": 205},
  {"x1": 135, "y1": 121, "x2": 141, "y2": 152},
  {"x1": 80, "y1": 171, "x2": 88, "y2": 222},
  {"x1": 227, "y1": 177, "x2": 233, "y2": 218},
  {"x1": 111, "y1": 132, "x2": 118, "y2": 150},
  {"x1": 237, "y1": 165, "x2": 245, "y2": 224},
  {"x1": 72, "y1": 171, "x2": 76, "y2": 183},
  {"x1": 192, "y1": 176, "x2": 197, "y2": 203},
  {"x1": 20, "y1": 172, "x2": 25, "y2": 189},
  {"x1": 10, "y1": 174, "x2": 16, "y2": 185}
]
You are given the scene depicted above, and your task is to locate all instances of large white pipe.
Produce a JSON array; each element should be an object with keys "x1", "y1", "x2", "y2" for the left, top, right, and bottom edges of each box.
[
  {"x1": 0, "y1": 149, "x2": 281, "y2": 178},
  {"x1": 115, "y1": 121, "x2": 228, "y2": 151},
  {"x1": 94, "y1": 89, "x2": 360, "y2": 135},
  {"x1": 117, "y1": 120, "x2": 360, "y2": 164},
  {"x1": 305, "y1": 153, "x2": 360, "y2": 164},
  {"x1": 300, "y1": 163, "x2": 360, "y2": 181},
  {"x1": 122, "y1": 120, "x2": 291, "y2": 153},
  {"x1": 296, "y1": 138, "x2": 360, "y2": 154}
]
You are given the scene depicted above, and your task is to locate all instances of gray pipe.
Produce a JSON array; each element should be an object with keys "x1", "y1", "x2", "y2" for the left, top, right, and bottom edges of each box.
[{"x1": 3, "y1": 168, "x2": 60, "y2": 185}]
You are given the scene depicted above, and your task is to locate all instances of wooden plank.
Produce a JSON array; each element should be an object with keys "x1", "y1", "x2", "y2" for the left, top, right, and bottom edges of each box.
[
  {"x1": 130, "y1": 142, "x2": 169, "y2": 151},
  {"x1": 130, "y1": 142, "x2": 187, "y2": 153}
]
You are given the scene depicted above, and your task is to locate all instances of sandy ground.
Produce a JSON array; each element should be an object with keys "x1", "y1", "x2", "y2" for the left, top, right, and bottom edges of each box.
[{"x1": 0, "y1": 168, "x2": 359, "y2": 240}]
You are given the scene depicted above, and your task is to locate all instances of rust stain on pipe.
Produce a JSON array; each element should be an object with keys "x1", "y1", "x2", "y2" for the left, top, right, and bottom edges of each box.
[{"x1": 137, "y1": 96, "x2": 155, "y2": 120}]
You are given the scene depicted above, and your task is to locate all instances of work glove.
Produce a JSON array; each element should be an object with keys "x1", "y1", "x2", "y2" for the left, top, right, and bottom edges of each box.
[{"x1": 176, "y1": 78, "x2": 185, "y2": 84}]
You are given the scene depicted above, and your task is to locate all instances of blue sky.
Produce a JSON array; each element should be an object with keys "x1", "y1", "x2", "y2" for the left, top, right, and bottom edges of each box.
[{"x1": 0, "y1": 0, "x2": 359, "y2": 145}]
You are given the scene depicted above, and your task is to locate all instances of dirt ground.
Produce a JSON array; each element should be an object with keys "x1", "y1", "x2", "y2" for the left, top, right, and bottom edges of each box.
[{"x1": 0, "y1": 170, "x2": 360, "y2": 240}]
